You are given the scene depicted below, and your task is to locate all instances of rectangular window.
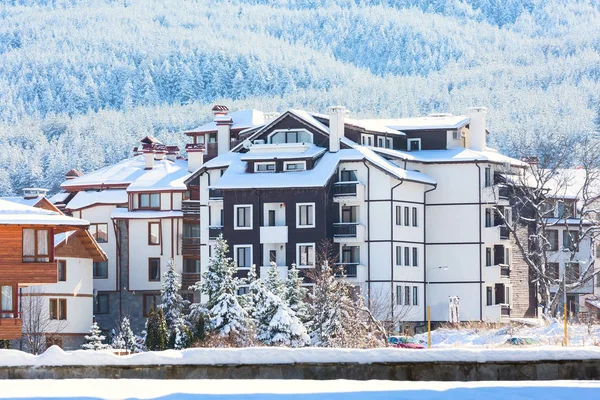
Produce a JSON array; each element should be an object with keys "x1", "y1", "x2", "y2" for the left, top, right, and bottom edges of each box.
[
  {"x1": 484, "y1": 167, "x2": 492, "y2": 187},
  {"x1": 58, "y1": 260, "x2": 67, "y2": 282},
  {"x1": 341, "y1": 206, "x2": 357, "y2": 223},
  {"x1": 412, "y1": 287, "x2": 418, "y2": 306},
  {"x1": 395, "y1": 246, "x2": 402, "y2": 266},
  {"x1": 395, "y1": 206, "x2": 402, "y2": 225},
  {"x1": 563, "y1": 231, "x2": 579, "y2": 250},
  {"x1": 557, "y1": 202, "x2": 575, "y2": 219},
  {"x1": 235, "y1": 205, "x2": 253, "y2": 229},
  {"x1": 404, "y1": 247, "x2": 410, "y2": 266},
  {"x1": 183, "y1": 222, "x2": 200, "y2": 238},
  {"x1": 404, "y1": 207, "x2": 409, "y2": 227},
  {"x1": 412, "y1": 207, "x2": 418, "y2": 227},
  {"x1": 404, "y1": 286, "x2": 410, "y2": 305},
  {"x1": 284, "y1": 161, "x2": 306, "y2": 172},
  {"x1": 235, "y1": 246, "x2": 252, "y2": 269},
  {"x1": 22, "y1": 228, "x2": 50, "y2": 262},
  {"x1": 341, "y1": 246, "x2": 359, "y2": 264},
  {"x1": 485, "y1": 209, "x2": 493, "y2": 228},
  {"x1": 341, "y1": 170, "x2": 357, "y2": 182},
  {"x1": 238, "y1": 286, "x2": 250, "y2": 296},
  {"x1": 547, "y1": 231, "x2": 559, "y2": 251},
  {"x1": 566, "y1": 262, "x2": 580, "y2": 284},
  {"x1": 548, "y1": 263, "x2": 559, "y2": 280},
  {"x1": 361, "y1": 134, "x2": 374, "y2": 146},
  {"x1": 412, "y1": 247, "x2": 418, "y2": 267},
  {"x1": 297, "y1": 203, "x2": 315, "y2": 228},
  {"x1": 49, "y1": 299, "x2": 67, "y2": 320},
  {"x1": 486, "y1": 248, "x2": 492, "y2": 267},
  {"x1": 93, "y1": 261, "x2": 108, "y2": 279},
  {"x1": 139, "y1": 193, "x2": 160, "y2": 209},
  {"x1": 0, "y1": 285, "x2": 13, "y2": 313},
  {"x1": 148, "y1": 222, "x2": 160, "y2": 245},
  {"x1": 407, "y1": 138, "x2": 421, "y2": 151},
  {"x1": 298, "y1": 244, "x2": 315, "y2": 267},
  {"x1": 143, "y1": 294, "x2": 159, "y2": 317},
  {"x1": 269, "y1": 250, "x2": 277, "y2": 264},
  {"x1": 268, "y1": 210, "x2": 276, "y2": 227},
  {"x1": 94, "y1": 293, "x2": 109, "y2": 314},
  {"x1": 396, "y1": 286, "x2": 402, "y2": 305},
  {"x1": 183, "y1": 258, "x2": 200, "y2": 274},
  {"x1": 148, "y1": 258, "x2": 161, "y2": 282},
  {"x1": 486, "y1": 287, "x2": 493, "y2": 306},
  {"x1": 505, "y1": 247, "x2": 510, "y2": 266},
  {"x1": 89, "y1": 223, "x2": 108, "y2": 243},
  {"x1": 255, "y1": 162, "x2": 275, "y2": 172}
]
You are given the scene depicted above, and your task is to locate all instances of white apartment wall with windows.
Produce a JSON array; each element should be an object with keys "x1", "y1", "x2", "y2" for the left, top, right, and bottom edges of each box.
[{"x1": 72, "y1": 204, "x2": 118, "y2": 292}]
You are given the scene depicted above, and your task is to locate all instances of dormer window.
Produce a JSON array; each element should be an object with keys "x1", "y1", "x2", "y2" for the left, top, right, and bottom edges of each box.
[
  {"x1": 361, "y1": 134, "x2": 374, "y2": 146},
  {"x1": 255, "y1": 162, "x2": 276, "y2": 173},
  {"x1": 284, "y1": 161, "x2": 306, "y2": 172},
  {"x1": 268, "y1": 129, "x2": 312, "y2": 144},
  {"x1": 407, "y1": 138, "x2": 421, "y2": 152},
  {"x1": 377, "y1": 137, "x2": 393, "y2": 149},
  {"x1": 139, "y1": 193, "x2": 160, "y2": 209}
]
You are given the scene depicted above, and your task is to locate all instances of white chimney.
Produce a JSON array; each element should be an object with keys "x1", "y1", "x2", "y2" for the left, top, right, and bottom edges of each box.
[
  {"x1": 144, "y1": 150, "x2": 155, "y2": 169},
  {"x1": 187, "y1": 145, "x2": 205, "y2": 173},
  {"x1": 328, "y1": 105, "x2": 347, "y2": 153},
  {"x1": 467, "y1": 107, "x2": 487, "y2": 152},
  {"x1": 212, "y1": 105, "x2": 233, "y2": 155}
]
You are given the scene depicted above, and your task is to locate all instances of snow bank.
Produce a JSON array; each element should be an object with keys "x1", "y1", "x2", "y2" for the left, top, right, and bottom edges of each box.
[{"x1": 3, "y1": 345, "x2": 600, "y2": 368}]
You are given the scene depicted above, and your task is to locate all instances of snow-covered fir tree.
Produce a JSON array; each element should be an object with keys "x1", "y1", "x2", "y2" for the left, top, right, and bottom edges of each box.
[
  {"x1": 265, "y1": 262, "x2": 284, "y2": 298},
  {"x1": 170, "y1": 317, "x2": 192, "y2": 350},
  {"x1": 145, "y1": 308, "x2": 168, "y2": 351},
  {"x1": 191, "y1": 235, "x2": 251, "y2": 341},
  {"x1": 285, "y1": 263, "x2": 310, "y2": 324},
  {"x1": 82, "y1": 321, "x2": 110, "y2": 350},
  {"x1": 111, "y1": 316, "x2": 136, "y2": 353},
  {"x1": 159, "y1": 258, "x2": 187, "y2": 331}
]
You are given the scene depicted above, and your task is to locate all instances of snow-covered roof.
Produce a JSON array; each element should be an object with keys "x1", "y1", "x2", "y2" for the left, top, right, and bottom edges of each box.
[
  {"x1": 110, "y1": 209, "x2": 183, "y2": 219},
  {"x1": 0, "y1": 199, "x2": 88, "y2": 226},
  {"x1": 308, "y1": 112, "x2": 404, "y2": 136},
  {"x1": 0, "y1": 196, "x2": 43, "y2": 208},
  {"x1": 371, "y1": 146, "x2": 526, "y2": 167},
  {"x1": 240, "y1": 144, "x2": 326, "y2": 161},
  {"x1": 61, "y1": 155, "x2": 190, "y2": 192},
  {"x1": 49, "y1": 192, "x2": 70, "y2": 204},
  {"x1": 186, "y1": 109, "x2": 268, "y2": 134},
  {"x1": 544, "y1": 169, "x2": 600, "y2": 202},
  {"x1": 54, "y1": 231, "x2": 73, "y2": 247},
  {"x1": 65, "y1": 190, "x2": 128, "y2": 210},
  {"x1": 358, "y1": 114, "x2": 470, "y2": 131}
]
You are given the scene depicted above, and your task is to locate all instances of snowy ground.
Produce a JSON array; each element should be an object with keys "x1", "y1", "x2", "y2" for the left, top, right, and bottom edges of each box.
[
  {"x1": 414, "y1": 320, "x2": 600, "y2": 347},
  {"x1": 1, "y1": 379, "x2": 600, "y2": 400}
]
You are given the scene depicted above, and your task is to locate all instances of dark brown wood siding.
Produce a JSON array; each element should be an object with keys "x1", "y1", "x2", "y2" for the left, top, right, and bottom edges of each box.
[{"x1": 404, "y1": 130, "x2": 447, "y2": 150}]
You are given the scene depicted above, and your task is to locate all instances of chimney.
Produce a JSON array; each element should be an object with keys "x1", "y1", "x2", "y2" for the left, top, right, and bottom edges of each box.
[
  {"x1": 166, "y1": 146, "x2": 179, "y2": 162},
  {"x1": 186, "y1": 144, "x2": 205, "y2": 173},
  {"x1": 65, "y1": 169, "x2": 83, "y2": 181},
  {"x1": 213, "y1": 105, "x2": 233, "y2": 155},
  {"x1": 467, "y1": 107, "x2": 487, "y2": 152},
  {"x1": 154, "y1": 150, "x2": 166, "y2": 161},
  {"x1": 328, "y1": 105, "x2": 347, "y2": 153},
  {"x1": 23, "y1": 188, "x2": 48, "y2": 199},
  {"x1": 144, "y1": 149, "x2": 155, "y2": 169}
]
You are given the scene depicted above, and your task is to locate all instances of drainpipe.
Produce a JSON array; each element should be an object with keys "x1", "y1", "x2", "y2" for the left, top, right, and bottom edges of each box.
[
  {"x1": 423, "y1": 183, "x2": 438, "y2": 323},
  {"x1": 390, "y1": 180, "x2": 404, "y2": 325},
  {"x1": 363, "y1": 160, "x2": 371, "y2": 307},
  {"x1": 475, "y1": 162, "x2": 483, "y2": 321}
]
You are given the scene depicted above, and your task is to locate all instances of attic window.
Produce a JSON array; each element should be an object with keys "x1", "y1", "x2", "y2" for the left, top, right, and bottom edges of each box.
[
  {"x1": 268, "y1": 130, "x2": 312, "y2": 144},
  {"x1": 377, "y1": 137, "x2": 393, "y2": 149},
  {"x1": 284, "y1": 161, "x2": 306, "y2": 172},
  {"x1": 407, "y1": 138, "x2": 421, "y2": 152},
  {"x1": 255, "y1": 162, "x2": 276, "y2": 173}
]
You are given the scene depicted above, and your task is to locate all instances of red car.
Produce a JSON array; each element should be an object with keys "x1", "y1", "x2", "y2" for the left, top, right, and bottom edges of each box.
[{"x1": 388, "y1": 336, "x2": 425, "y2": 349}]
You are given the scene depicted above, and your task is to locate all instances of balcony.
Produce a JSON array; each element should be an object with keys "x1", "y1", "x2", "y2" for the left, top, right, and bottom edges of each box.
[
  {"x1": 334, "y1": 263, "x2": 358, "y2": 278},
  {"x1": 500, "y1": 226, "x2": 510, "y2": 240},
  {"x1": 333, "y1": 182, "x2": 364, "y2": 203},
  {"x1": 260, "y1": 226, "x2": 288, "y2": 244},
  {"x1": 182, "y1": 237, "x2": 201, "y2": 257},
  {"x1": 501, "y1": 304, "x2": 511, "y2": 318},
  {"x1": 0, "y1": 314, "x2": 22, "y2": 340},
  {"x1": 182, "y1": 200, "x2": 201, "y2": 218},
  {"x1": 500, "y1": 264, "x2": 510, "y2": 278},
  {"x1": 182, "y1": 273, "x2": 200, "y2": 289},
  {"x1": 333, "y1": 223, "x2": 365, "y2": 243},
  {"x1": 208, "y1": 188, "x2": 223, "y2": 201},
  {"x1": 209, "y1": 226, "x2": 223, "y2": 240},
  {"x1": 482, "y1": 185, "x2": 510, "y2": 205},
  {"x1": 0, "y1": 261, "x2": 58, "y2": 285},
  {"x1": 498, "y1": 185, "x2": 509, "y2": 200}
]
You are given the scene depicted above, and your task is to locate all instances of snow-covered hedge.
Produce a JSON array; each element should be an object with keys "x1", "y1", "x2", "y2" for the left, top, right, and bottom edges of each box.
[{"x1": 2, "y1": 346, "x2": 600, "y2": 368}]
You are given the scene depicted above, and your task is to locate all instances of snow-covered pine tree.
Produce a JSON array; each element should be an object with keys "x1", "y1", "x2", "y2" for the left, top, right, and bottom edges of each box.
[
  {"x1": 192, "y1": 235, "x2": 251, "y2": 342},
  {"x1": 145, "y1": 308, "x2": 168, "y2": 351},
  {"x1": 285, "y1": 263, "x2": 309, "y2": 323},
  {"x1": 265, "y1": 262, "x2": 284, "y2": 298},
  {"x1": 82, "y1": 321, "x2": 110, "y2": 350},
  {"x1": 159, "y1": 258, "x2": 187, "y2": 331},
  {"x1": 171, "y1": 317, "x2": 192, "y2": 350},
  {"x1": 111, "y1": 316, "x2": 136, "y2": 353}
]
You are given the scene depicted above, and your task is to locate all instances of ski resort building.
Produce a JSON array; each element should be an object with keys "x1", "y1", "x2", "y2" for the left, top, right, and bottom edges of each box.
[
  {"x1": 54, "y1": 137, "x2": 192, "y2": 333},
  {"x1": 0, "y1": 198, "x2": 90, "y2": 343},
  {"x1": 3, "y1": 189, "x2": 106, "y2": 350},
  {"x1": 185, "y1": 105, "x2": 533, "y2": 327}
]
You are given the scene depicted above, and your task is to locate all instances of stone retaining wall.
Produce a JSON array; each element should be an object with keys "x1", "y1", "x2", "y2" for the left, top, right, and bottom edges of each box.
[{"x1": 1, "y1": 359, "x2": 599, "y2": 380}]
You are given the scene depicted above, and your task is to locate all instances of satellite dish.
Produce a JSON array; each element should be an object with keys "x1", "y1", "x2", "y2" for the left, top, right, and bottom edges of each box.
[{"x1": 242, "y1": 139, "x2": 252, "y2": 149}]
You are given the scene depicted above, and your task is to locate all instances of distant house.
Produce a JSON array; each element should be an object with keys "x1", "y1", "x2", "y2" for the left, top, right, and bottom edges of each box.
[{"x1": 0, "y1": 199, "x2": 89, "y2": 342}]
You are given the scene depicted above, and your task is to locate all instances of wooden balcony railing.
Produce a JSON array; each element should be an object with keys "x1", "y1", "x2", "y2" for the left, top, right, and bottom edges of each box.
[
  {"x1": 182, "y1": 237, "x2": 201, "y2": 257},
  {"x1": 182, "y1": 273, "x2": 200, "y2": 289},
  {"x1": 182, "y1": 200, "x2": 201, "y2": 216}
]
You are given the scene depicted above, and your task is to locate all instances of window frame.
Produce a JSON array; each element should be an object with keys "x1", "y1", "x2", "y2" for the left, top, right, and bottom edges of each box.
[
  {"x1": 404, "y1": 285, "x2": 410, "y2": 305},
  {"x1": 395, "y1": 246, "x2": 402, "y2": 266},
  {"x1": 404, "y1": 207, "x2": 409, "y2": 227},
  {"x1": 486, "y1": 286, "x2": 493, "y2": 306},
  {"x1": 412, "y1": 247, "x2": 418, "y2": 267},
  {"x1": 233, "y1": 245, "x2": 253, "y2": 270},
  {"x1": 143, "y1": 293, "x2": 159, "y2": 317},
  {"x1": 563, "y1": 230, "x2": 579, "y2": 250},
  {"x1": 57, "y1": 260, "x2": 67, "y2": 282},
  {"x1": 547, "y1": 230, "x2": 559, "y2": 251},
  {"x1": 94, "y1": 293, "x2": 110, "y2": 315},
  {"x1": 361, "y1": 134, "x2": 374, "y2": 146},
  {"x1": 254, "y1": 162, "x2": 276, "y2": 173},
  {"x1": 407, "y1": 138, "x2": 421, "y2": 151},
  {"x1": 138, "y1": 193, "x2": 161, "y2": 210},
  {"x1": 412, "y1": 286, "x2": 418, "y2": 306},
  {"x1": 485, "y1": 247, "x2": 492, "y2": 267},
  {"x1": 0, "y1": 284, "x2": 16, "y2": 314},
  {"x1": 49, "y1": 298, "x2": 67, "y2": 321},
  {"x1": 148, "y1": 222, "x2": 161, "y2": 246},
  {"x1": 484, "y1": 167, "x2": 492, "y2": 187},
  {"x1": 89, "y1": 223, "x2": 109, "y2": 243},
  {"x1": 412, "y1": 207, "x2": 418, "y2": 227},
  {"x1": 148, "y1": 258, "x2": 161, "y2": 282},
  {"x1": 404, "y1": 246, "x2": 410, "y2": 266},
  {"x1": 22, "y1": 228, "x2": 52, "y2": 263},
  {"x1": 296, "y1": 203, "x2": 316, "y2": 228},
  {"x1": 267, "y1": 129, "x2": 313, "y2": 145},
  {"x1": 234, "y1": 204, "x2": 253, "y2": 230},
  {"x1": 395, "y1": 205, "x2": 402, "y2": 226},
  {"x1": 396, "y1": 286, "x2": 402, "y2": 305},
  {"x1": 296, "y1": 242, "x2": 316, "y2": 268},
  {"x1": 340, "y1": 170, "x2": 358, "y2": 182},
  {"x1": 283, "y1": 160, "x2": 306, "y2": 172},
  {"x1": 93, "y1": 261, "x2": 108, "y2": 279}
]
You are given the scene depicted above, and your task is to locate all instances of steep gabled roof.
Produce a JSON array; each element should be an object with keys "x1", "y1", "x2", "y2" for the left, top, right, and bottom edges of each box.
[
  {"x1": 0, "y1": 199, "x2": 88, "y2": 230},
  {"x1": 55, "y1": 229, "x2": 107, "y2": 262}
]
